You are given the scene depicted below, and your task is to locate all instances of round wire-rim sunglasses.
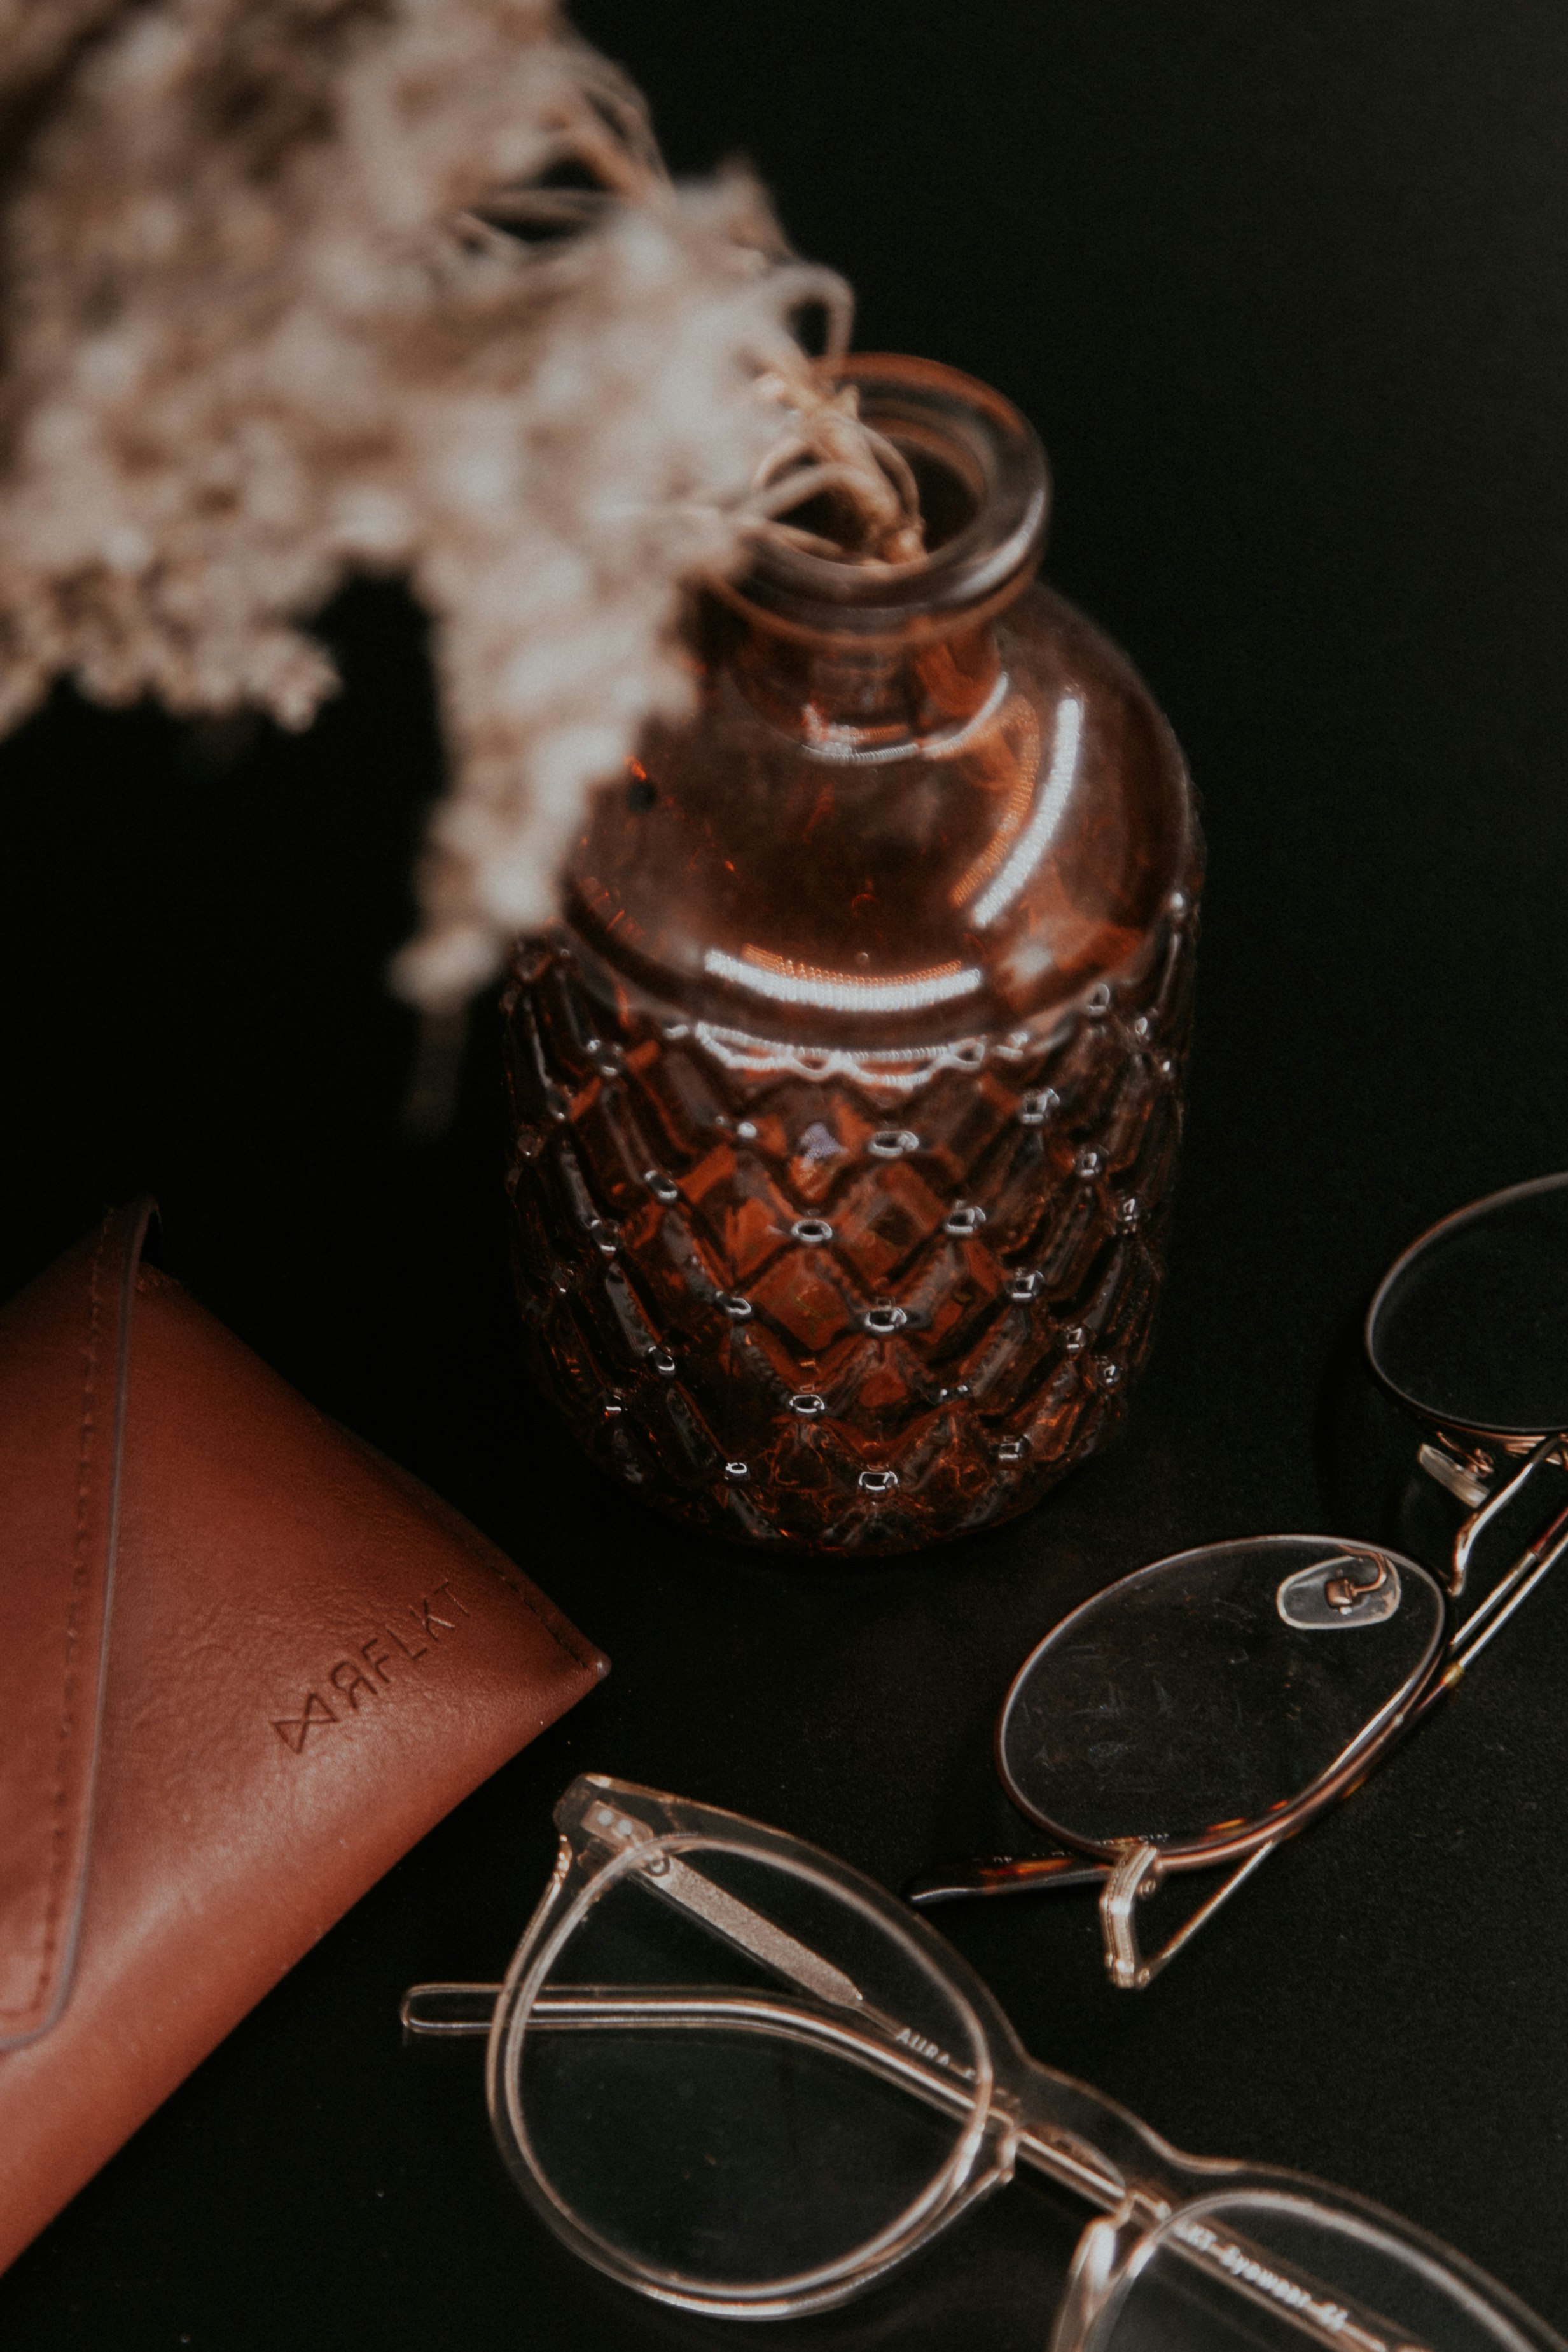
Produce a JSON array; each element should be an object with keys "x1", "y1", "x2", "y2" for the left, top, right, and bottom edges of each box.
[
  {"x1": 403, "y1": 1772, "x2": 1561, "y2": 2349},
  {"x1": 908, "y1": 1171, "x2": 1568, "y2": 1987}
]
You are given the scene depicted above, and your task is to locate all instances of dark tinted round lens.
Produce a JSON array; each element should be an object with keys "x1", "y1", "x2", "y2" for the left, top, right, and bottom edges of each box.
[
  {"x1": 1367, "y1": 1173, "x2": 1568, "y2": 1438},
  {"x1": 997, "y1": 1538, "x2": 1445, "y2": 1854}
]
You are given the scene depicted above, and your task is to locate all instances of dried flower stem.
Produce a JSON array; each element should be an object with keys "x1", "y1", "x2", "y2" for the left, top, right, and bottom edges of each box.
[{"x1": 0, "y1": 2, "x2": 921, "y2": 1009}]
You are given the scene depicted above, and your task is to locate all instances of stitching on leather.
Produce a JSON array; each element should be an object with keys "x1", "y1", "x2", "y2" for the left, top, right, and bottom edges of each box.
[{"x1": 3, "y1": 1213, "x2": 111, "y2": 2023}]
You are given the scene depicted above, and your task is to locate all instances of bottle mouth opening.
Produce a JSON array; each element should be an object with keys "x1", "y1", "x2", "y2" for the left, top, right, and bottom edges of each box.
[{"x1": 727, "y1": 354, "x2": 1050, "y2": 641}]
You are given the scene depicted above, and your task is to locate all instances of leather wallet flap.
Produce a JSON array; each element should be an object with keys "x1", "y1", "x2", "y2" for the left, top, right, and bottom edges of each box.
[
  {"x1": 0, "y1": 1203, "x2": 149, "y2": 2052},
  {"x1": 0, "y1": 1204, "x2": 607, "y2": 2274}
]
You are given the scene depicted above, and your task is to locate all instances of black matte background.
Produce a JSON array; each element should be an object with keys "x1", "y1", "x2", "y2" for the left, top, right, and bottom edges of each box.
[{"x1": 4, "y1": 3, "x2": 1568, "y2": 2344}]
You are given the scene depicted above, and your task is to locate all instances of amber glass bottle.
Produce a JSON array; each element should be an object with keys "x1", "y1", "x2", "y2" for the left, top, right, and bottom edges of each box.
[{"x1": 503, "y1": 356, "x2": 1200, "y2": 1555}]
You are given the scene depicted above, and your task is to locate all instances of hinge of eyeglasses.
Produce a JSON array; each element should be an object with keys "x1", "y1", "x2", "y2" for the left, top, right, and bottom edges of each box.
[
  {"x1": 1419, "y1": 1438, "x2": 1492, "y2": 1511},
  {"x1": 575, "y1": 1790, "x2": 866, "y2": 2011},
  {"x1": 1099, "y1": 1841, "x2": 1279, "y2": 1989},
  {"x1": 1450, "y1": 1433, "x2": 1566, "y2": 1598}
]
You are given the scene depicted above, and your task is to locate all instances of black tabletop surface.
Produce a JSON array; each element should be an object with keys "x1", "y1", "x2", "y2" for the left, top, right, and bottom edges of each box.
[{"x1": 5, "y1": 5, "x2": 1568, "y2": 2346}]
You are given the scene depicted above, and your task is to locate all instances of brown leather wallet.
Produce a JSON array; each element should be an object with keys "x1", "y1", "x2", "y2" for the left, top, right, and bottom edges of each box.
[{"x1": 0, "y1": 1201, "x2": 607, "y2": 2272}]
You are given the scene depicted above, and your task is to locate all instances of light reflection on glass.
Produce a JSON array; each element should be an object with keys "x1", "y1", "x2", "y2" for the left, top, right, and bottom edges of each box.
[
  {"x1": 695, "y1": 1022, "x2": 993, "y2": 1092},
  {"x1": 704, "y1": 947, "x2": 983, "y2": 1013},
  {"x1": 968, "y1": 692, "x2": 1084, "y2": 931},
  {"x1": 948, "y1": 700, "x2": 1041, "y2": 908},
  {"x1": 800, "y1": 665, "x2": 1012, "y2": 765}
]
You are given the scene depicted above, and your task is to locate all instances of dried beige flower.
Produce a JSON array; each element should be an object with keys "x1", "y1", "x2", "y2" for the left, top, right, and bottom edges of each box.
[{"x1": 0, "y1": 1, "x2": 915, "y2": 1008}]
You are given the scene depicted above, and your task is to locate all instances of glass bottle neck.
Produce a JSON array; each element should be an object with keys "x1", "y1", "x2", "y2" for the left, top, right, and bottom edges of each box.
[
  {"x1": 723, "y1": 609, "x2": 1006, "y2": 760},
  {"x1": 707, "y1": 353, "x2": 1047, "y2": 760}
]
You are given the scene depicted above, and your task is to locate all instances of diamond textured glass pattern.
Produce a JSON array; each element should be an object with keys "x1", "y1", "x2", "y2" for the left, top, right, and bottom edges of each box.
[{"x1": 504, "y1": 902, "x2": 1195, "y2": 1553}]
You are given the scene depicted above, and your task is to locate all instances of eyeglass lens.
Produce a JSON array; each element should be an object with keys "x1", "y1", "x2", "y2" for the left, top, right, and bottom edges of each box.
[
  {"x1": 1093, "y1": 2191, "x2": 1539, "y2": 2352},
  {"x1": 1366, "y1": 1174, "x2": 1568, "y2": 1438},
  {"x1": 503, "y1": 1842, "x2": 987, "y2": 2301},
  {"x1": 997, "y1": 1538, "x2": 1445, "y2": 1857}
]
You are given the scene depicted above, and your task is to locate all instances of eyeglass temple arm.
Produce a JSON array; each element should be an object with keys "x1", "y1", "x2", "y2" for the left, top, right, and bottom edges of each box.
[
  {"x1": 403, "y1": 1982, "x2": 500, "y2": 2036},
  {"x1": 1048, "y1": 2187, "x2": 1440, "y2": 2352},
  {"x1": 906, "y1": 1839, "x2": 1279, "y2": 1990},
  {"x1": 1447, "y1": 1432, "x2": 1566, "y2": 1599},
  {"x1": 1010, "y1": 2059, "x2": 1444, "y2": 2352},
  {"x1": 905, "y1": 1849, "x2": 1111, "y2": 1905},
  {"x1": 402, "y1": 1825, "x2": 870, "y2": 2044},
  {"x1": 1444, "y1": 1480, "x2": 1568, "y2": 1670},
  {"x1": 400, "y1": 1937, "x2": 861, "y2": 2041}
]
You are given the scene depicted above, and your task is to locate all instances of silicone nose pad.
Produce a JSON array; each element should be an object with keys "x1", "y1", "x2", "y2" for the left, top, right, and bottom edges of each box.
[{"x1": 1275, "y1": 1554, "x2": 1402, "y2": 1630}]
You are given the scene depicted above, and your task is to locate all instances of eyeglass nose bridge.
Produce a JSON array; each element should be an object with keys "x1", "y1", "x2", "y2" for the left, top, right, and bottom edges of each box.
[{"x1": 1048, "y1": 2190, "x2": 1171, "y2": 2352}]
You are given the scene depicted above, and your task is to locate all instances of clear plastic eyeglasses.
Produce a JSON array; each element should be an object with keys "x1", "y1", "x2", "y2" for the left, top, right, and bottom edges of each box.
[
  {"x1": 403, "y1": 1771, "x2": 1561, "y2": 2349},
  {"x1": 910, "y1": 1171, "x2": 1568, "y2": 1987}
]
